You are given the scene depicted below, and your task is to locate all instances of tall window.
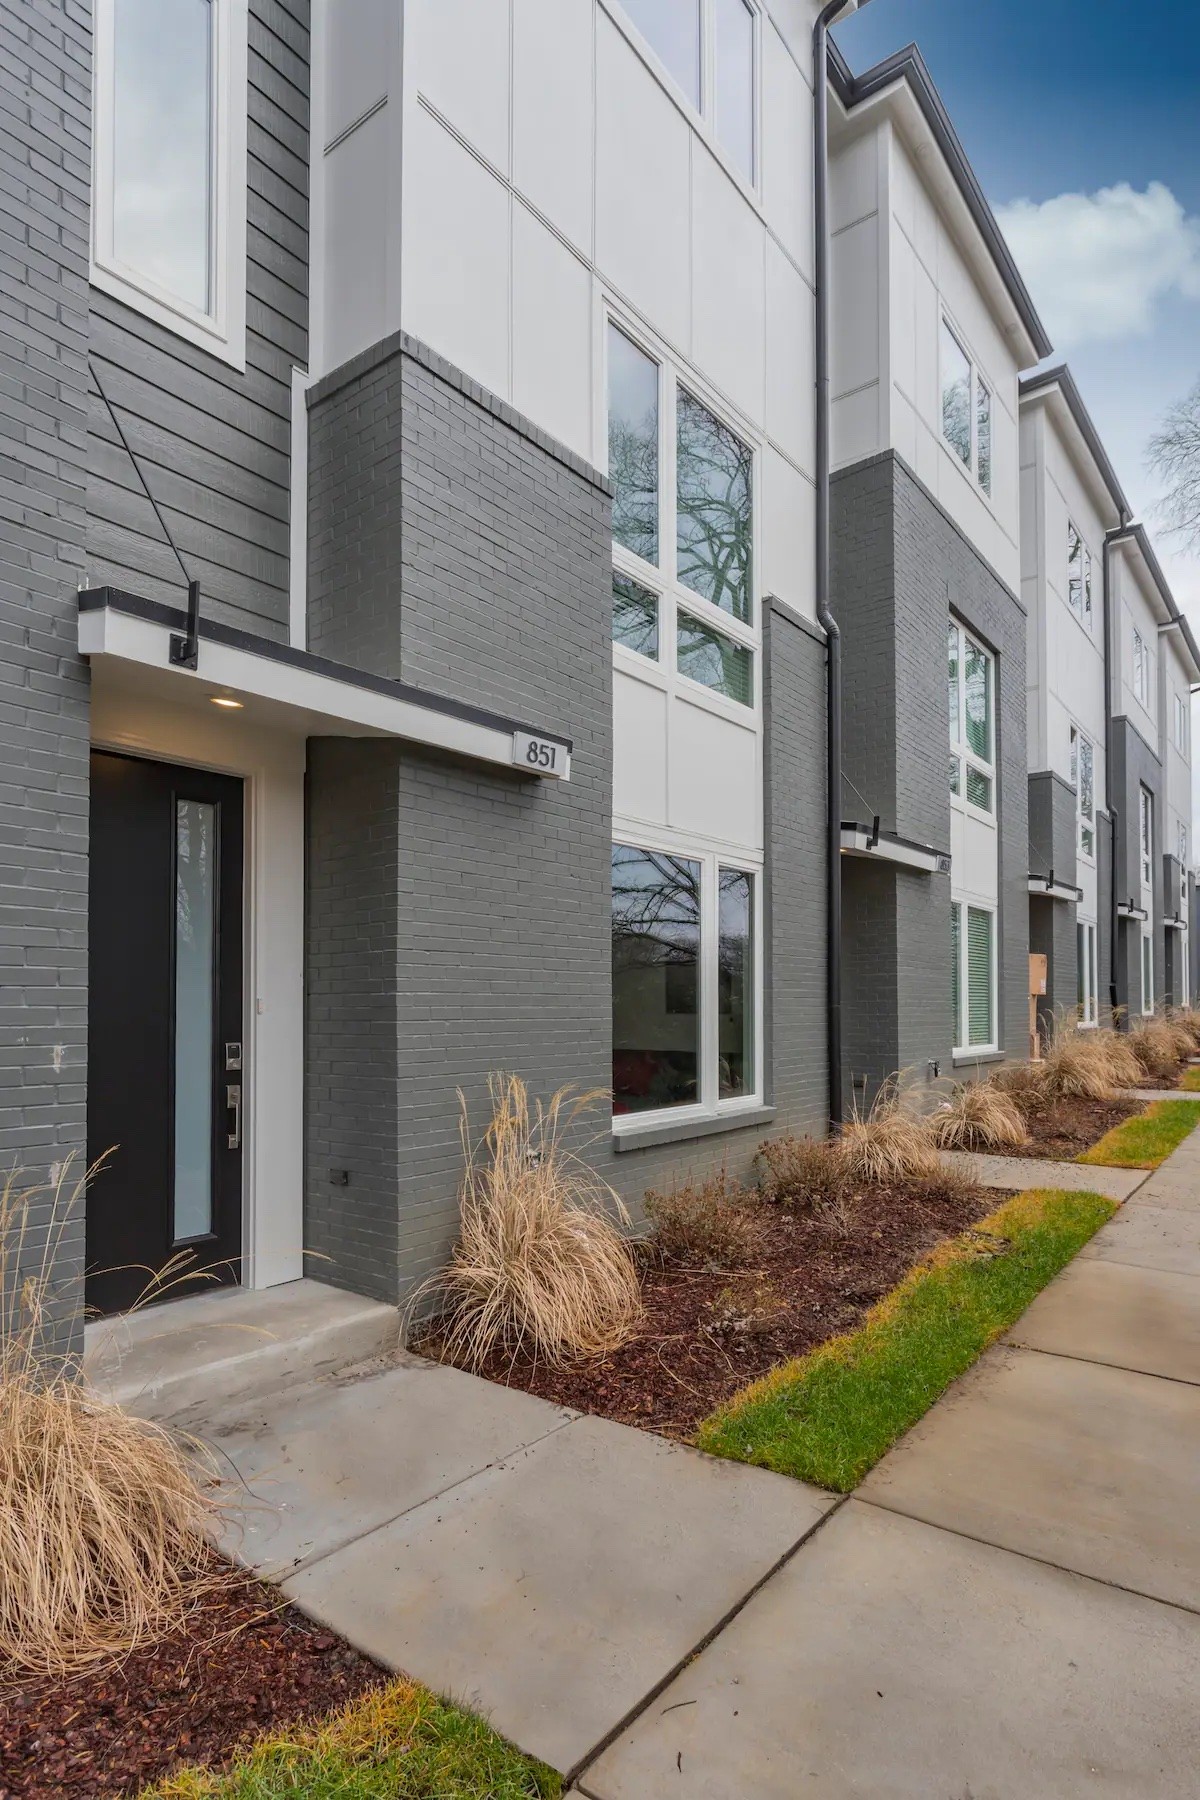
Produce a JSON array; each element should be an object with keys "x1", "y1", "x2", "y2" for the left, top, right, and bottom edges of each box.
[
  {"x1": 1066, "y1": 523, "x2": 1093, "y2": 631},
  {"x1": 949, "y1": 621, "x2": 994, "y2": 813},
  {"x1": 607, "y1": 321, "x2": 756, "y2": 709},
  {"x1": 1174, "y1": 691, "x2": 1188, "y2": 753},
  {"x1": 1077, "y1": 920, "x2": 1098, "y2": 1027},
  {"x1": 1140, "y1": 786, "x2": 1154, "y2": 893},
  {"x1": 612, "y1": 843, "x2": 757, "y2": 1120},
  {"x1": 1141, "y1": 929, "x2": 1154, "y2": 1016},
  {"x1": 940, "y1": 320, "x2": 993, "y2": 497},
  {"x1": 620, "y1": 0, "x2": 757, "y2": 183},
  {"x1": 951, "y1": 901, "x2": 995, "y2": 1052},
  {"x1": 92, "y1": 0, "x2": 247, "y2": 364},
  {"x1": 1133, "y1": 628, "x2": 1151, "y2": 708},
  {"x1": 1069, "y1": 725, "x2": 1095, "y2": 858}
]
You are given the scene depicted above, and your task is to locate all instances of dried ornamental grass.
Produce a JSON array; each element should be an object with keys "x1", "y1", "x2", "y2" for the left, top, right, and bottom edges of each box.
[
  {"x1": 1169, "y1": 1007, "x2": 1200, "y2": 1049},
  {"x1": 0, "y1": 1161, "x2": 226, "y2": 1679},
  {"x1": 927, "y1": 1081, "x2": 1030, "y2": 1152},
  {"x1": 414, "y1": 1075, "x2": 643, "y2": 1370},
  {"x1": 989, "y1": 1059, "x2": 1050, "y2": 1116},
  {"x1": 643, "y1": 1169, "x2": 760, "y2": 1268},
  {"x1": 839, "y1": 1082, "x2": 942, "y2": 1185},
  {"x1": 1126, "y1": 1019, "x2": 1187, "y2": 1082},
  {"x1": 1037, "y1": 1020, "x2": 1119, "y2": 1101},
  {"x1": 1089, "y1": 1028, "x2": 1144, "y2": 1091}
]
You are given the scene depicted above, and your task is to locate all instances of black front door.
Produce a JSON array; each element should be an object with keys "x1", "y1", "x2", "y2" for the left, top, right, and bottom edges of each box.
[{"x1": 86, "y1": 751, "x2": 244, "y2": 1317}]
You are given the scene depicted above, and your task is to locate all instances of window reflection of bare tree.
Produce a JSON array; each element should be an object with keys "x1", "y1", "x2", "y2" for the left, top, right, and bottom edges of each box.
[
  {"x1": 611, "y1": 851, "x2": 699, "y2": 969},
  {"x1": 676, "y1": 391, "x2": 752, "y2": 621},
  {"x1": 609, "y1": 417, "x2": 658, "y2": 565}
]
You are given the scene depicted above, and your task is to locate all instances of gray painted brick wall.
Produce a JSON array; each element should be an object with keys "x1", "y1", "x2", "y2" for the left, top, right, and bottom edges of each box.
[
  {"x1": 833, "y1": 453, "x2": 1027, "y2": 1099},
  {"x1": 1111, "y1": 717, "x2": 1163, "y2": 1018},
  {"x1": 305, "y1": 337, "x2": 829, "y2": 1307},
  {"x1": 0, "y1": 0, "x2": 93, "y2": 1357},
  {"x1": 1028, "y1": 770, "x2": 1078, "y2": 1035}
]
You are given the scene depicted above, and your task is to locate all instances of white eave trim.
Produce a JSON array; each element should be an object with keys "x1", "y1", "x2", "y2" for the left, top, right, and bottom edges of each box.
[
  {"x1": 77, "y1": 591, "x2": 571, "y2": 780},
  {"x1": 1165, "y1": 917, "x2": 1188, "y2": 933},
  {"x1": 1117, "y1": 902, "x2": 1149, "y2": 922},
  {"x1": 1027, "y1": 876, "x2": 1083, "y2": 904},
  {"x1": 840, "y1": 825, "x2": 948, "y2": 876}
]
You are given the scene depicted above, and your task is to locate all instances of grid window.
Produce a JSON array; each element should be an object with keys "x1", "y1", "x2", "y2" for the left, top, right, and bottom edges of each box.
[
  {"x1": 1070, "y1": 725, "x2": 1095, "y2": 859},
  {"x1": 941, "y1": 319, "x2": 993, "y2": 494},
  {"x1": 620, "y1": 0, "x2": 757, "y2": 184},
  {"x1": 612, "y1": 843, "x2": 758, "y2": 1121},
  {"x1": 949, "y1": 621, "x2": 995, "y2": 814},
  {"x1": 1067, "y1": 523, "x2": 1093, "y2": 631},
  {"x1": 607, "y1": 319, "x2": 757, "y2": 710}
]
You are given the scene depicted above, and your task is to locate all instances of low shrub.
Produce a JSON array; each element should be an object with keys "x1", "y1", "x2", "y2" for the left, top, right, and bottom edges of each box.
[
  {"x1": 0, "y1": 1161, "x2": 226, "y2": 1678},
  {"x1": 989, "y1": 1058, "x2": 1050, "y2": 1116},
  {"x1": 644, "y1": 1168, "x2": 760, "y2": 1269},
  {"x1": 755, "y1": 1134, "x2": 850, "y2": 1217},
  {"x1": 901, "y1": 1161, "x2": 991, "y2": 1213},
  {"x1": 413, "y1": 1075, "x2": 643, "y2": 1369},
  {"x1": 927, "y1": 1081, "x2": 1029, "y2": 1152},
  {"x1": 839, "y1": 1083, "x2": 942, "y2": 1185},
  {"x1": 1126, "y1": 1019, "x2": 1188, "y2": 1083}
]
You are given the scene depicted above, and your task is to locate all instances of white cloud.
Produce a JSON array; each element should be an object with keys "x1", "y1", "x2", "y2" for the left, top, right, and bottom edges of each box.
[{"x1": 995, "y1": 182, "x2": 1200, "y2": 349}]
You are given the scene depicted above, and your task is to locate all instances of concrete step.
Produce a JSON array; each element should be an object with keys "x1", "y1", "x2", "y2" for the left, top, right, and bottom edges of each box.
[{"x1": 84, "y1": 1278, "x2": 399, "y2": 1425}]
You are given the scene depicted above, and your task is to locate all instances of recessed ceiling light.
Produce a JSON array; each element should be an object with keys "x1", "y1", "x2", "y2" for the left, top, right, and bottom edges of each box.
[{"x1": 209, "y1": 694, "x2": 243, "y2": 710}]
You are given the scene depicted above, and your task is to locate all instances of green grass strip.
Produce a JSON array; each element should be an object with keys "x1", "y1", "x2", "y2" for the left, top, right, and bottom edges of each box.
[
  {"x1": 1177, "y1": 1067, "x2": 1200, "y2": 1092},
  {"x1": 696, "y1": 1188, "x2": 1115, "y2": 1494},
  {"x1": 1077, "y1": 1097, "x2": 1200, "y2": 1168},
  {"x1": 140, "y1": 1678, "x2": 561, "y2": 1799}
]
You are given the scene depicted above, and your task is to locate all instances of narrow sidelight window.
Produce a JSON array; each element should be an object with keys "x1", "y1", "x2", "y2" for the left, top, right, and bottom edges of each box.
[
  {"x1": 976, "y1": 378, "x2": 992, "y2": 496},
  {"x1": 966, "y1": 906, "x2": 994, "y2": 1048},
  {"x1": 941, "y1": 323, "x2": 972, "y2": 468},
  {"x1": 718, "y1": 867, "x2": 754, "y2": 1098},
  {"x1": 173, "y1": 799, "x2": 217, "y2": 1241},
  {"x1": 608, "y1": 326, "x2": 661, "y2": 566},
  {"x1": 611, "y1": 845, "x2": 701, "y2": 1114},
  {"x1": 713, "y1": 0, "x2": 755, "y2": 181},
  {"x1": 949, "y1": 621, "x2": 995, "y2": 814}
]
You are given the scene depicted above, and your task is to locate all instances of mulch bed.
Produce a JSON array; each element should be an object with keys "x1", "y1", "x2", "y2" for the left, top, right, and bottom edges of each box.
[
  {"x1": 0, "y1": 1566, "x2": 385, "y2": 1800},
  {"x1": 421, "y1": 1180, "x2": 995, "y2": 1440},
  {"x1": 993, "y1": 1093, "x2": 1145, "y2": 1161}
]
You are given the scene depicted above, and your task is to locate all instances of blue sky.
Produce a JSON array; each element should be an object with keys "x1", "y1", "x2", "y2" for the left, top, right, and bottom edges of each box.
[{"x1": 834, "y1": 0, "x2": 1200, "y2": 616}]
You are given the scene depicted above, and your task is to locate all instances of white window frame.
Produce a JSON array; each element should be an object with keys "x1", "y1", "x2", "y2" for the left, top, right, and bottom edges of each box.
[
  {"x1": 604, "y1": 312, "x2": 760, "y2": 726},
  {"x1": 940, "y1": 316, "x2": 993, "y2": 499},
  {"x1": 1066, "y1": 520, "x2": 1094, "y2": 634},
  {"x1": 1132, "y1": 627, "x2": 1151, "y2": 709},
  {"x1": 1179, "y1": 824, "x2": 1189, "y2": 915},
  {"x1": 951, "y1": 899, "x2": 998, "y2": 1058},
  {"x1": 610, "y1": 828, "x2": 765, "y2": 1133},
  {"x1": 1140, "y1": 927, "x2": 1154, "y2": 1017},
  {"x1": 1139, "y1": 785, "x2": 1154, "y2": 896},
  {"x1": 612, "y1": 0, "x2": 761, "y2": 192},
  {"x1": 1174, "y1": 691, "x2": 1188, "y2": 754},
  {"x1": 91, "y1": 0, "x2": 249, "y2": 370},
  {"x1": 949, "y1": 619, "x2": 995, "y2": 819},
  {"x1": 1069, "y1": 723, "x2": 1096, "y2": 862},
  {"x1": 1077, "y1": 918, "x2": 1098, "y2": 1028}
]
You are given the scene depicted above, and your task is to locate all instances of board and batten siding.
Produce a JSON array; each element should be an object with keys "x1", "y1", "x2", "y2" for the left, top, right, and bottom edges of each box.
[{"x1": 84, "y1": 0, "x2": 308, "y2": 642}]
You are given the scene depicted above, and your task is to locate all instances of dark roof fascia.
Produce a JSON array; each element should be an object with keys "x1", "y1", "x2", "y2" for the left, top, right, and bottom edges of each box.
[
  {"x1": 1125, "y1": 528, "x2": 1200, "y2": 680},
  {"x1": 1019, "y1": 363, "x2": 1132, "y2": 523},
  {"x1": 77, "y1": 588, "x2": 574, "y2": 751},
  {"x1": 828, "y1": 41, "x2": 1052, "y2": 361}
]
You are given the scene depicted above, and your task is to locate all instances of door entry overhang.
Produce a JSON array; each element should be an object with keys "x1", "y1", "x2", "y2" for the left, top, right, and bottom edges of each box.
[{"x1": 79, "y1": 588, "x2": 573, "y2": 778}]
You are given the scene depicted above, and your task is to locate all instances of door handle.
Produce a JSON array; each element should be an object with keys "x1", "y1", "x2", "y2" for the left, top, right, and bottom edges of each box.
[{"x1": 226, "y1": 1083, "x2": 242, "y2": 1151}]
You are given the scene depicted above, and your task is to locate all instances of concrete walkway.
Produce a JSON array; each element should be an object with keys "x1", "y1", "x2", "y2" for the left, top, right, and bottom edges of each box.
[
  {"x1": 941, "y1": 1147, "x2": 1145, "y2": 1199},
  {"x1": 181, "y1": 1130, "x2": 1200, "y2": 1793}
]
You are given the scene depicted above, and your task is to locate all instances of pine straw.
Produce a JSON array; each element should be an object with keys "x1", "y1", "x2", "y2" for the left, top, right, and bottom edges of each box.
[
  {"x1": 839, "y1": 1080, "x2": 942, "y2": 1185},
  {"x1": 0, "y1": 1160, "x2": 228, "y2": 1680},
  {"x1": 927, "y1": 1080, "x2": 1029, "y2": 1152},
  {"x1": 411, "y1": 1075, "x2": 643, "y2": 1371}
]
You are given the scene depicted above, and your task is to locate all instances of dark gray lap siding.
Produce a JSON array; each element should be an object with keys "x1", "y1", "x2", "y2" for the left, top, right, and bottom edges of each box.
[
  {"x1": 84, "y1": 0, "x2": 308, "y2": 641},
  {"x1": 1110, "y1": 717, "x2": 1163, "y2": 1017}
]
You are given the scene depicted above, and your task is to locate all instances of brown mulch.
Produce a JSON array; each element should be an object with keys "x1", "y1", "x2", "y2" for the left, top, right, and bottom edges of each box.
[
  {"x1": 0, "y1": 1566, "x2": 385, "y2": 1800},
  {"x1": 992, "y1": 1093, "x2": 1145, "y2": 1161},
  {"x1": 421, "y1": 1180, "x2": 994, "y2": 1440}
]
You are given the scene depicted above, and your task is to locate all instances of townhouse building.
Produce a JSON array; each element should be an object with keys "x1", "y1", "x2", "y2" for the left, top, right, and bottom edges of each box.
[{"x1": 2, "y1": 0, "x2": 1194, "y2": 1359}]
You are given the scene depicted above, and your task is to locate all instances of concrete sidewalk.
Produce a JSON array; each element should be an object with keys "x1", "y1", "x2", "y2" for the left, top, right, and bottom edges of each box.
[
  {"x1": 183, "y1": 1129, "x2": 1200, "y2": 1793},
  {"x1": 579, "y1": 1124, "x2": 1200, "y2": 1797}
]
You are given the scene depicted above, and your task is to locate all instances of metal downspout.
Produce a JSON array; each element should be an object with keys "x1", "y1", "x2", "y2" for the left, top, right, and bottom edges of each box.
[{"x1": 1103, "y1": 519, "x2": 1135, "y2": 1022}]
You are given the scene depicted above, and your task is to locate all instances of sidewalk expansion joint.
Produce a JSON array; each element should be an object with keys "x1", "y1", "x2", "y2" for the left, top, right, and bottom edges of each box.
[
  {"x1": 564, "y1": 1491, "x2": 851, "y2": 1793},
  {"x1": 853, "y1": 1495, "x2": 1200, "y2": 1620},
  {"x1": 1011, "y1": 1340, "x2": 1200, "y2": 1389}
]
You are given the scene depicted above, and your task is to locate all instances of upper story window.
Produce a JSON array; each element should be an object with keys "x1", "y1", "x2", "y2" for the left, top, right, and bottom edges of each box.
[
  {"x1": 940, "y1": 320, "x2": 992, "y2": 498},
  {"x1": 92, "y1": 0, "x2": 247, "y2": 367},
  {"x1": 1066, "y1": 523, "x2": 1094, "y2": 631},
  {"x1": 1174, "y1": 691, "x2": 1189, "y2": 754},
  {"x1": 948, "y1": 620, "x2": 994, "y2": 814},
  {"x1": 1069, "y1": 724, "x2": 1095, "y2": 859},
  {"x1": 620, "y1": 0, "x2": 757, "y2": 184},
  {"x1": 607, "y1": 320, "x2": 756, "y2": 710},
  {"x1": 1132, "y1": 627, "x2": 1154, "y2": 709}
]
